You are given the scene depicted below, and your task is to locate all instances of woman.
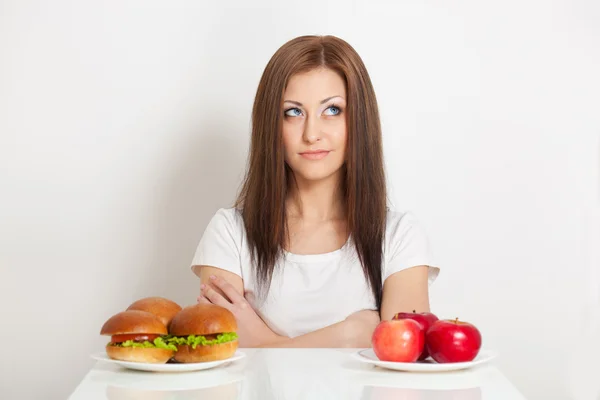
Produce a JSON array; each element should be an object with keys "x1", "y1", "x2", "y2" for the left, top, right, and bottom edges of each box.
[{"x1": 191, "y1": 35, "x2": 439, "y2": 348}]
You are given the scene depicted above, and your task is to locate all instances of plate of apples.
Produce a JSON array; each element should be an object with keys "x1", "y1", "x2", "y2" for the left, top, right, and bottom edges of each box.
[{"x1": 352, "y1": 311, "x2": 497, "y2": 372}]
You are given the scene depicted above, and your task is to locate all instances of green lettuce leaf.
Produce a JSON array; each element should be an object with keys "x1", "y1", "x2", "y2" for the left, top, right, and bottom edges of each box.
[
  {"x1": 164, "y1": 332, "x2": 238, "y2": 349},
  {"x1": 153, "y1": 337, "x2": 178, "y2": 351},
  {"x1": 111, "y1": 337, "x2": 177, "y2": 351}
]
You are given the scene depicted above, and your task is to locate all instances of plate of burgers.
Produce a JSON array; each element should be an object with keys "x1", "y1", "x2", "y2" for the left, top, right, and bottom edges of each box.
[{"x1": 92, "y1": 297, "x2": 245, "y2": 372}]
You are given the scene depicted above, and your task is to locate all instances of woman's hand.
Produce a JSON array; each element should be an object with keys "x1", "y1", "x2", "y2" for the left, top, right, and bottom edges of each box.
[
  {"x1": 343, "y1": 309, "x2": 380, "y2": 347},
  {"x1": 197, "y1": 275, "x2": 285, "y2": 348}
]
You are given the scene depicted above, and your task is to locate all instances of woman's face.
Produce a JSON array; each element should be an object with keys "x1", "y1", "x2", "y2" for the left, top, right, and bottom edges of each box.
[{"x1": 281, "y1": 68, "x2": 347, "y2": 184}]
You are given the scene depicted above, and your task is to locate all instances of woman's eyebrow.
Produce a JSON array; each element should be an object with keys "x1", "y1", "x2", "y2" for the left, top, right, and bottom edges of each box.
[{"x1": 283, "y1": 95, "x2": 345, "y2": 107}]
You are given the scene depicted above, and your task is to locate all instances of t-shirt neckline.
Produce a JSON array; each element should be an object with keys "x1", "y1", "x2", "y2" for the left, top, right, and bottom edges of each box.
[{"x1": 282, "y1": 236, "x2": 352, "y2": 263}]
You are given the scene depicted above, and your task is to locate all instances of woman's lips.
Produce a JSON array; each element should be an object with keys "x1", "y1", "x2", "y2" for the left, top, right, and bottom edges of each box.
[{"x1": 299, "y1": 150, "x2": 330, "y2": 160}]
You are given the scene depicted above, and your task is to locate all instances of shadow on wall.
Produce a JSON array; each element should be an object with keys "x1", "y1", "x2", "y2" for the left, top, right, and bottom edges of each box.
[{"x1": 140, "y1": 121, "x2": 248, "y2": 308}]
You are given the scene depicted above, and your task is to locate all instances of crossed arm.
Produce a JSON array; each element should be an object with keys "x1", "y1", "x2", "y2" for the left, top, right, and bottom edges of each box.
[{"x1": 195, "y1": 265, "x2": 431, "y2": 348}]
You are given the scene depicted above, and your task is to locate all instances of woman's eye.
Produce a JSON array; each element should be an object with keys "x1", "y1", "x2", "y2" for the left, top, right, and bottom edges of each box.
[
  {"x1": 284, "y1": 108, "x2": 303, "y2": 117},
  {"x1": 324, "y1": 105, "x2": 341, "y2": 116}
]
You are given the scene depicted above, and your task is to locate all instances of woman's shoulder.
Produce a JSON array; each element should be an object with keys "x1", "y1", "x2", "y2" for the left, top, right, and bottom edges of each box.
[
  {"x1": 383, "y1": 207, "x2": 432, "y2": 252},
  {"x1": 385, "y1": 208, "x2": 423, "y2": 232},
  {"x1": 207, "y1": 207, "x2": 245, "y2": 232},
  {"x1": 212, "y1": 206, "x2": 243, "y2": 220}
]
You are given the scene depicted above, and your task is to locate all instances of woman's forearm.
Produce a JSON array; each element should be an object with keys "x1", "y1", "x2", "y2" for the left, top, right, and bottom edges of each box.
[
  {"x1": 258, "y1": 321, "x2": 350, "y2": 348},
  {"x1": 257, "y1": 310, "x2": 378, "y2": 348}
]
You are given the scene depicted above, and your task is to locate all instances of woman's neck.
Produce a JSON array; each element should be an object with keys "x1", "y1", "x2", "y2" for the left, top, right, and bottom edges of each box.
[{"x1": 286, "y1": 173, "x2": 345, "y2": 222}]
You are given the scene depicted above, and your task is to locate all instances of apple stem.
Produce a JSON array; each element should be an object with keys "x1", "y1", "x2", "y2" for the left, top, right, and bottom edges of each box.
[
  {"x1": 413, "y1": 310, "x2": 416, "y2": 313},
  {"x1": 455, "y1": 317, "x2": 459, "y2": 323}
]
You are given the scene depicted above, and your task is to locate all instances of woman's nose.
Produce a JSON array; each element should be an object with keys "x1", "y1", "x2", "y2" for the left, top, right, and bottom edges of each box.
[{"x1": 302, "y1": 116, "x2": 322, "y2": 143}]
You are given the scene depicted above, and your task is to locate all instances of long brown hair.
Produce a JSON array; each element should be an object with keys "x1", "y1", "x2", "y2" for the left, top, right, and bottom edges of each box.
[{"x1": 234, "y1": 35, "x2": 387, "y2": 309}]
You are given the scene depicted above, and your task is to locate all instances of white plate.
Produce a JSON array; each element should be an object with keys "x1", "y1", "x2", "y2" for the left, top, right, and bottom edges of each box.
[
  {"x1": 351, "y1": 349, "x2": 497, "y2": 372},
  {"x1": 91, "y1": 350, "x2": 246, "y2": 372}
]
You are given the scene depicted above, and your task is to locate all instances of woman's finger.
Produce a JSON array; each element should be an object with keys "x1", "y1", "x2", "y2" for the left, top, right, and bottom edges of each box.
[
  {"x1": 201, "y1": 283, "x2": 232, "y2": 309},
  {"x1": 209, "y1": 275, "x2": 245, "y2": 304},
  {"x1": 197, "y1": 294, "x2": 211, "y2": 304}
]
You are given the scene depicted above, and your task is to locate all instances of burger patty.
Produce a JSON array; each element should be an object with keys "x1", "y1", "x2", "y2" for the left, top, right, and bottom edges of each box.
[
  {"x1": 169, "y1": 334, "x2": 221, "y2": 340},
  {"x1": 111, "y1": 334, "x2": 161, "y2": 343}
]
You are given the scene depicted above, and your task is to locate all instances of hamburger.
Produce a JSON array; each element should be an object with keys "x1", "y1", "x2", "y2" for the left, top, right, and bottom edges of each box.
[
  {"x1": 126, "y1": 296, "x2": 182, "y2": 328},
  {"x1": 100, "y1": 310, "x2": 177, "y2": 363},
  {"x1": 166, "y1": 303, "x2": 239, "y2": 363}
]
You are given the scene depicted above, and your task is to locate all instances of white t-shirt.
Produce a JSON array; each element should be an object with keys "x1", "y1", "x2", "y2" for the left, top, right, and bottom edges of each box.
[{"x1": 190, "y1": 207, "x2": 439, "y2": 338}]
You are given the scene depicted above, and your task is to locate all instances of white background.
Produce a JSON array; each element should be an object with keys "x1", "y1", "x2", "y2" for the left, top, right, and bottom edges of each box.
[{"x1": 1, "y1": 1, "x2": 599, "y2": 399}]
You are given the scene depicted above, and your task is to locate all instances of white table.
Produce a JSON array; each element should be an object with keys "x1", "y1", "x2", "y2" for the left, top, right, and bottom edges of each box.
[{"x1": 69, "y1": 348, "x2": 527, "y2": 399}]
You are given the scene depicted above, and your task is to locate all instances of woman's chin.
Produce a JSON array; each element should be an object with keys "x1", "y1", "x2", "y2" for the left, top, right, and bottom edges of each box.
[{"x1": 291, "y1": 169, "x2": 342, "y2": 184}]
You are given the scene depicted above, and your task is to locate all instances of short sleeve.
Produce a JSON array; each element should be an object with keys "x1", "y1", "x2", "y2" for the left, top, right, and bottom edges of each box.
[
  {"x1": 190, "y1": 208, "x2": 244, "y2": 279},
  {"x1": 383, "y1": 210, "x2": 439, "y2": 284}
]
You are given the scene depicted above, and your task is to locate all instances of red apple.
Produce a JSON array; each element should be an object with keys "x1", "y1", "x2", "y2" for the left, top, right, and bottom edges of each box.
[
  {"x1": 393, "y1": 310, "x2": 439, "y2": 360},
  {"x1": 426, "y1": 318, "x2": 482, "y2": 363},
  {"x1": 371, "y1": 319, "x2": 425, "y2": 363}
]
